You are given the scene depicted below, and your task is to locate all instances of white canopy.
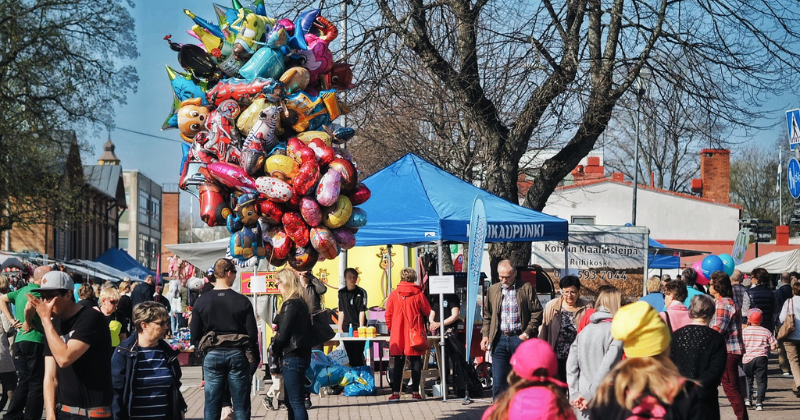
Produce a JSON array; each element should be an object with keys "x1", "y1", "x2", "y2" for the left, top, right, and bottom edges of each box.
[{"x1": 735, "y1": 249, "x2": 800, "y2": 273}]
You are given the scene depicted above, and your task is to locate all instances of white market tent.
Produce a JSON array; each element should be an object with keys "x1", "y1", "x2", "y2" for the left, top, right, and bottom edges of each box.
[{"x1": 735, "y1": 249, "x2": 800, "y2": 273}]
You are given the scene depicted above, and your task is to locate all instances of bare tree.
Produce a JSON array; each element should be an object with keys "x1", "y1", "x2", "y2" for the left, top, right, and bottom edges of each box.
[{"x1": 262, "y1": 0, "x2": 800, "y2": 266}]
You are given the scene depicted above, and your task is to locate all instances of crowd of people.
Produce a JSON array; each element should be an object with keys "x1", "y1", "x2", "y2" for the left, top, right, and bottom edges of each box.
[{"x1": 480, "y1": 265, "x2": 800, "y2": 420}]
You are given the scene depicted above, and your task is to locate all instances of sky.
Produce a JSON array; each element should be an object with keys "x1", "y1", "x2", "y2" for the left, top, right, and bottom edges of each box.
[{"x1": 94, "y1": 1, "x2": 797, "y2": 216}]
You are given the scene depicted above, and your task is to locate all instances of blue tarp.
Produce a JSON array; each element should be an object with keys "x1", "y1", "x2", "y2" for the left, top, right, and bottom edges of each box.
[
  {"x1": 94, "y1": 247, "x2": 156, "y2": 280},
  {"x1": 356, "y1": 154, "x2": 568, "y2": 246},
  {"x1": 649, "y1": 238, "x2": 680, "y2": 269}
]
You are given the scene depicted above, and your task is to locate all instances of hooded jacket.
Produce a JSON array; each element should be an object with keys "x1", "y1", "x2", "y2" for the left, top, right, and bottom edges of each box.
[
  {"x1": 385, "y1": 282, "x2": 432, "y2": 356},
  {"x1": 566, "y1": 307, "x2": 623, "y2": 419},
  {"x1": 111, "y1": 332, "x2": 186, "y2": 420}
]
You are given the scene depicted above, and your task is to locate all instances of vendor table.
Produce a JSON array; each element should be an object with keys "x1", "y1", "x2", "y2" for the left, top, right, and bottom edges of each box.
[{"x1": 324, "y1": 335, "x2": 440, "y2": 389}]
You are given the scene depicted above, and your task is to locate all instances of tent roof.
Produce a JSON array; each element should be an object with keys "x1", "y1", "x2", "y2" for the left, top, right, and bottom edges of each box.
[
  {"x1": 648, "y1": 238, "x2": 709, "y2": 269},
  {"x1": 94, "y1": 247, "x2": 155, "y2": 280},
  {"x1": 735, "y1": 249, "x2": 800, "y2": 273},
  {"x1": 356, "y1": 154, "x2": 568, "y2": 246}
]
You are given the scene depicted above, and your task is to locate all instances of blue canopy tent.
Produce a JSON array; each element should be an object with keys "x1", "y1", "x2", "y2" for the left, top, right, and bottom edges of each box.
[
  {"x1": 356, "y1": 153, "x2": 568, "y2": 246},
  {"x1": 356, "y1": 154, "x2": 569, "y2": 401},
  {"x1": 648, "y1": 238, "x2": 708, "y2": 269},
  {"x1": 94, "y1": 247, "x2": 156, "y2": 280}
]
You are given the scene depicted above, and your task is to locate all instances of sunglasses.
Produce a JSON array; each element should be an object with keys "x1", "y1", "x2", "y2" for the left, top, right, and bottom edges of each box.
[
  {"x1": 151, "y1": 320, "x2": 169, "y2": 327},
  {"x1": 107, "y1": 300, "x2": 119, "y2": 305}
]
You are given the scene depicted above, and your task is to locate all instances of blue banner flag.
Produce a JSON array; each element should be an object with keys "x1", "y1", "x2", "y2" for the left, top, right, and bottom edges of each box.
[{"x1": 465, "y1": 196, "x2": 487, "y2": 361}]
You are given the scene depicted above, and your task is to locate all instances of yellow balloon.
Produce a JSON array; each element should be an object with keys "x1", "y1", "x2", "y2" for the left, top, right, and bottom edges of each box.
[
  {"x1": 296, "y1": 131, "x2": 332, "y2": 146},
  {"x1": 236, "y1": 97, "x2": 268, "y2": 134},
  {"x1": 323, "y1": 196, "x2": 353, "y2": 229},
  {"x1": 265, "y1": 155, "x2": 299, "y2": 181}
]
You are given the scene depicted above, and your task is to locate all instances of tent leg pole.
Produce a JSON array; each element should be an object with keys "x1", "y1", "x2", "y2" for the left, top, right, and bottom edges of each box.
[{"x1": 437, "y1": 240, "x2": 447, "y2": 402}]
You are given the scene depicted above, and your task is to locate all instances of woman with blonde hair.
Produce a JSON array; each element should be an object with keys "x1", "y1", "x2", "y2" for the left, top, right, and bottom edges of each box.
[
  {"x1": 271, "y1": 268, "x2": 313, "y2": 420},
  {"x1": 98, "y1": 287, "x2": 129, "y2": 349},
  {"x1": 385, "y1": 268, "x2": 431, "y2": 401},
  {"x1": 590, "y1": 301, "x2": 702, "y2": 420},
  {"x1": 0, "y1": 275, "x2": 17, "y2": 412},
  {"x1": 567, "y1": 287, "x2": 624, "y2": 419}
]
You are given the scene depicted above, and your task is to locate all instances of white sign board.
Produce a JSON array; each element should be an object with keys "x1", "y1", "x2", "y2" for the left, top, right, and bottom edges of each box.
[
  {"x1": 787, "y1": 109, "x2": 800, "y2": 149},
  {"x1": 249, "y1": 275, "x2": 267, "y2": 294},
  {"x1": 428, "y1": 275, "x2": 455, "y2": 295}
]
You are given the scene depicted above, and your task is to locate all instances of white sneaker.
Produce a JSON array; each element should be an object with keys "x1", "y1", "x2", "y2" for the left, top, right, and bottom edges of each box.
[
  {"x1": 755, "y1": 404, "x2": 763, "y2": 411},
  {"x1": 783, "y1": 372, "x2": 792, "y2": 377},
  {"x1": 744, "y1": 399, "x2": 751, "y2": 407}
]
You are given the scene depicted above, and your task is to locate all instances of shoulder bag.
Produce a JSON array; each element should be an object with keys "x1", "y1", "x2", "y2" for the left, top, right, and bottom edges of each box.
[
  {"x1": 777, "y1": 298, "x2": 796, "y2": 340},
  {"x1": 402, "y1": 296, "x2": 427, "y2": 351}
]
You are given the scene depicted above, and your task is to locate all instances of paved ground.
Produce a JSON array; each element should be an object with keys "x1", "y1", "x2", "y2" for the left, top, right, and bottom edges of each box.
[{"x1": 180, "y1": 357, "x2": 800, "y2": 419}]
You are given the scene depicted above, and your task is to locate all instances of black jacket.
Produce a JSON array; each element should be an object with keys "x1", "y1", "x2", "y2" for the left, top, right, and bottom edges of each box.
[
  {"x1": 747, "y1": 285, "x2": 777, "y2": 331},
  {"x1": 776, "y1": 284, "x2": 793, "y2": 312},
  {"x1": 272, "y1": 298, "x2": 312, "y2": 357},
  {"x1": 130, "y1": 282, "x2": 154, "y2": 308},
  {"x1": 111, "y1": 332, "x2": 186, "y2": 420}
]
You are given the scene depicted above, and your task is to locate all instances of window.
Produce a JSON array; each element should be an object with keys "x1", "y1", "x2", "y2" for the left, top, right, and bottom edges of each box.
[
  {"x1": 138, "y1": 191, "x2": 148, "y2": 225},
  {"x1": 119, "y1": 238, "x2": 128, "y2": 250},
  {"x1": 571, "y1": 216, "x2": 595, "y2": 225},
  {"x1": 150, "y1": 197, "x2": 160, "y2": 228}
]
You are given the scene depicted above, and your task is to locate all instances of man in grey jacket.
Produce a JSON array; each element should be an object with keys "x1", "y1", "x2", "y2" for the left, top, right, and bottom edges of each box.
[{"x1": 479, "y1": 260, "x2": 543, "y2": 399}]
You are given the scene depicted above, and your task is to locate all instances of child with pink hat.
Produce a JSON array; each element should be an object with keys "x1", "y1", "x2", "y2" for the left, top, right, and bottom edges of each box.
[{"x1": 482, "y1": 338, "x2": 575, "y2": 420}]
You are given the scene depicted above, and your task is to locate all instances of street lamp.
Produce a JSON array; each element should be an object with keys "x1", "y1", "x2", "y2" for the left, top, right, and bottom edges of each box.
[{"x1": 631, "y1": 78, "x2": 646, "y2": 226}]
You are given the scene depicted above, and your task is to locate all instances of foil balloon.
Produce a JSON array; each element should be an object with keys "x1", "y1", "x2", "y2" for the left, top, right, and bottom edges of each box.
[
  {"x1": 255, "y1": 176, "x2": 293, "y2": 202},
  {"x1": 328, "y1": 158, "x2": 357, "y2": 193},
  {"x1": 300, "y1": 196, "x2": 323, "y2": 227},
  {"x1": 236, "y1": 96, "x2": 268, "y2": 134},
  {"x1": 287, "y1": 244, "x2": 319, "y2": 271},
  {"x1": 296, "y1": 130, "x2": 331, "y2": 146},
  {"x1": 315, "y1": 169, "x2": 341, "y2": 207},
  {"x1": 243, "y1": 106, "x2": 281, "y2": 157},
  {"x1": 348, "y1": 183, "x2": 371, "y2": 206},
  {"x1": 265, "y1": 154, "x2": 299, "y2": 181},
  {"x1": 332, "y1": 228, "x2": 356, "y2": 250},
  {"x1": 199, "y1": 183, "x2": 232, "y2": 227},
  {"x1": 344, "y1": 207, "x2": 367, "y2": 229},
  {"x1": 286, "y1": 137, "x2": 316, "y2": 163},
  {"x1": 184, "y1": 9, "x2": 226, "y2": 40},
  {"x1": 257, "y1": 199, "x2": 284, "y2": 225},
  {"x1": 307, "y1": 138, "x2": 335, "y2": 166},
  {"x1": 309, "y1": 226, "x2": 338, "y2": 260},
  {"x1": 692, "y1": 261, "x2": 709, "y2": 286},
  {"x1": 227, "y1": 194, "x2": 267, "y2": 261},
  {"x1": 322, "y1": 195, "x2": 353, "y2": 229},
  {"x1": 283, "y1": 89, "x2": 346, "y2": 133},
  {"x1": 265, "y1": 226, "x2": 292, "y2": 260},
  {"x1": 292, "y1": 160, "x2": 320, "y2": 196},
  {"x1": 283, "y1": 211, "x2": 310, "y2": 247},
  {"x1": 293, "y1": 15, "x2": 337, "y2": 80},
  {"x1": 238, "y1": 24, "x2": 287, "y2": 80},
  {"x1": 285, "y1": 9, "x2": 317, "y2": 51},
  {"x1": 279, "y1": 67, "x2": 311, "y2": 95},
  {"x1": 230, "y1": 8, "x2": 276, "y2": 59},
  {"x1": 164, "y1": 35, "x2": 221, "y2": 82},
  {"x1": 206, "y1": 78, "x2": 285, "y2": 106},
  {"x1": 202, "y1": 162, "x2": 257, "y2": 192}
]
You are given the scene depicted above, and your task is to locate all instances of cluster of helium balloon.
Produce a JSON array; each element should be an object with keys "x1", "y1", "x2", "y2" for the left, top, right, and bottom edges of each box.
[
  {"x1": 692, "y1": 254, "x2": 737, "y2": 285},
  {"x1": 163, "y1": 0, "x2": 368, "y2": 270}
]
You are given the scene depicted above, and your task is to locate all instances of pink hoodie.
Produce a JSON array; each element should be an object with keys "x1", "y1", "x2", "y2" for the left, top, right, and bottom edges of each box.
[
  {"x1": 660, "y1": 302, "x2": 692, "y2": 332},
  {"x1": 482, "y1": 387, "x2": 576, "y2": 420}
]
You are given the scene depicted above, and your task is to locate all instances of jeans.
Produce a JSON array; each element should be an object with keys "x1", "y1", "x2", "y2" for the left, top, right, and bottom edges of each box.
[
  {"x1": 491, "y1": 335, "x2": 523, "y2": 399},
  {"x1": 203, "y1": 348, "x2": 251, "y2": 420},
  {"x1": 389, "y1": 355, "x2": 422, "y2": 394},
  {"x1": 721, "y1": 353, "x2": 749, "y2": 420},
  {"x1": 0, "y1": 371, "x2": 18, "y2": 412},
  {"x1": 4, "y1": 341, "x2": 44, "y2": 420},
  {"x1": 743, "y1": 356, "x2": 768, "y2": 404},
  {"x1": 282, "y1": 356, "x2": 310, "y2": 420},
  {"x1": 170, "y1": 313, "x2": 182, "y2": 336}
]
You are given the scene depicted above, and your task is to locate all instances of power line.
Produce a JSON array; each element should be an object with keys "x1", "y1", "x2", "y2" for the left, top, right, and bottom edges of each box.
[{"x1": 115, "y1": 127, "x2": 184, "y2": 143}]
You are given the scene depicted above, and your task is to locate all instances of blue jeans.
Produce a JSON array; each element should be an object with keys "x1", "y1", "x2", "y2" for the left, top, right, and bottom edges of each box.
[
  {"x1": 282, "y1": 356, "x2": 310, "y2": 420},
  {"x1": 491, "y1": 335, "x2": 523, "y2": 399},
  {"x1": 203, "y1": 348, "x2": 251, "y2": 420},
  {"x1": 170, "y1": 313, "x2": 182, "y2": 336}
]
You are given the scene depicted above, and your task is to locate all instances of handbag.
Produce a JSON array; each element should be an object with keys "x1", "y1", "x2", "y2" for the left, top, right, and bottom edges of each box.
[
  {"x1": 408, "y1": 314, "x2": 427, "y2": 350},
  {"x1": 309, "y1": 309, "x2": 336, "y2": 348},
  {"x1": 777, "y1": 298, "x2": 796, "y2": 340}
]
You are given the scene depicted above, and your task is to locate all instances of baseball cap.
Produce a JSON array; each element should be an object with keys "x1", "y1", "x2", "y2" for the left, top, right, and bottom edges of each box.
[
  {"x1": 747, "y1": 308, "x2": 763, "y2": 325},
  {"x1": 39, "y1": 271, "x2": 74, "y2": 291}
]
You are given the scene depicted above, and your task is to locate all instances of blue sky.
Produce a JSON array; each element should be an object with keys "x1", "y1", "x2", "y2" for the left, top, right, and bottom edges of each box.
[{"x1": 95, "y1": 1, "x2": 794, "y2": 215}]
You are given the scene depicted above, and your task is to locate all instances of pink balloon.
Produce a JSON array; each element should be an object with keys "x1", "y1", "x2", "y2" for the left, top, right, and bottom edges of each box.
[{"x1": 692, "y1": 261, "x2": 709, "y2": 285}]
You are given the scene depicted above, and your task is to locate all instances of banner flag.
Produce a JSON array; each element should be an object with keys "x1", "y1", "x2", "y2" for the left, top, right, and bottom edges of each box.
[{"x1": 465, "y1": 196, "x2": 487, "y2": 361}]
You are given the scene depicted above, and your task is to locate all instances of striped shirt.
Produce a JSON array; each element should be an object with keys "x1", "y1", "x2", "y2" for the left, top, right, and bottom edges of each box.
[
  {"x1": 130, "y1": 347, "x2": 172, "y2": 419},
  {"x1": 742, "y1": 325, "x2": 777, "y2": 364},
  {"x1": 500, "y1": 286, "x2": 521, "y2": 333},
  {"x1": 710, "y1": 297, "x2": 745, "y2": 355}
]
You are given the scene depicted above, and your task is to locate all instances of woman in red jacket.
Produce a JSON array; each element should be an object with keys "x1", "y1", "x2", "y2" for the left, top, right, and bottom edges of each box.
[{"x1": 385, "y1": 268, "x2": 432, "y2": 401}]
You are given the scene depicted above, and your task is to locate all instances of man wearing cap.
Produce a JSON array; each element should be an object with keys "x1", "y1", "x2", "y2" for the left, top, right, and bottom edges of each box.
[
  {"x1": 480, "y1": 260, "x2": 543, "y2": 399},
  {"x1": 0, "y1": 265, "x2": 50, "y2": 420},
  {"x1": 29, "y1": 271, "x2": 113, "y2": 419}
]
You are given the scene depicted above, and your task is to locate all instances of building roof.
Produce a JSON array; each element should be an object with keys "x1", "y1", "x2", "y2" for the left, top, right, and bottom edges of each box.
[
  {"x1": 555, "y1": 177, "x2": 742, "y2": 211},
  {"x1": 83, "y1": 165, "x2": 127, "y2": 207}
]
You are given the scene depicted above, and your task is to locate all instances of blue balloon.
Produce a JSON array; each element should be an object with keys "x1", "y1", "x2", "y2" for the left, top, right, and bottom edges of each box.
[
  {"x1": 701, "y1": 255, "x2": 724, "y2": 279},
  {"x1": 718, "y1": 253, "x2": 735, "y2": 276}
]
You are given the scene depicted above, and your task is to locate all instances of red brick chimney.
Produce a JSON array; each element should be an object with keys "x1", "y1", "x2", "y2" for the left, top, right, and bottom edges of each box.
[{"x1": 691, "y1": 149, "x2": 730, "y2": 203}]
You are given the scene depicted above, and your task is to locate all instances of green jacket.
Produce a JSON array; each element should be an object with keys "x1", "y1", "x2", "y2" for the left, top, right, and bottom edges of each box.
[{"x1": 481, "y1": 280, "x2": 543, "y2": 346}]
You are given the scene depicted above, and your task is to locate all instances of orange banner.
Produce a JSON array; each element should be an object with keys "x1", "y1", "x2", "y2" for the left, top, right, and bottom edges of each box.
[{"x1": 241, "y1": 271, "x2": 279, "y2": 295}]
